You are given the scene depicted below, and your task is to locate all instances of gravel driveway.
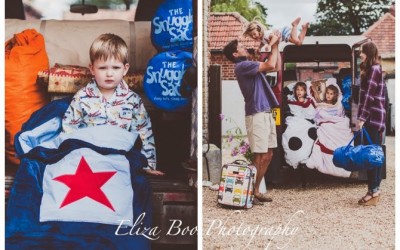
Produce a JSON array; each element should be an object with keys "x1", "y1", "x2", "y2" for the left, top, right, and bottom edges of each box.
[{"x1": 202, "y1": 136, "x2": 395, "y2": 249}]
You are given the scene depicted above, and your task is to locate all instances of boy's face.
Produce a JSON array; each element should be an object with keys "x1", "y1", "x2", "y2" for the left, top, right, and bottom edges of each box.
[{"x1": 89, "y1": 57, "x2": 129, "y2": 96}]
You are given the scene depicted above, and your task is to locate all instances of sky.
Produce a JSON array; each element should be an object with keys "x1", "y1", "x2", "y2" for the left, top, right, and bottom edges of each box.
[{"x1": 258, "y1": 0, "x2": 318, "y2": 28}]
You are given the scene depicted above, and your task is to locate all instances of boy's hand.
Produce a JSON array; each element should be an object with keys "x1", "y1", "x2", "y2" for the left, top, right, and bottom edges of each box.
[{"x1": 144, "y1": 169, "x2": 165, "y2": 176}]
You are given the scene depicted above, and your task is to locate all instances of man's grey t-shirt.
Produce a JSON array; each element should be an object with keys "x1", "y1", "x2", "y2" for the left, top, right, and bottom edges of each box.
[{"x1": 235, "y1": 60, "x2": 279, "y2": 116}]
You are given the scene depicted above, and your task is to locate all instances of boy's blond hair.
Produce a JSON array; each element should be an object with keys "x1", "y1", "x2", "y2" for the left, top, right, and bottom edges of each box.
[
  {"x1": 89, "y1": 33, "x2": 129, "y2": 64},
  {"x1": 243, "y1": 21, "x2": 265, "y2": 38}
]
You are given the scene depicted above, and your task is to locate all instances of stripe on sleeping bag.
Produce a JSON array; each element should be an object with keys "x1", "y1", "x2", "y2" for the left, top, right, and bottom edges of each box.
[
  {"x1": 316, "y1": 140, "x2": 334, "y2": 155},
  {"x1": 287, "y1": 98, "x2": 316, "y2": 108}
]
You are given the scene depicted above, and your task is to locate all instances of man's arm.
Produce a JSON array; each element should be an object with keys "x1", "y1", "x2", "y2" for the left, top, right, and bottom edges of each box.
[
  {"x1": 259, "y1": 43, "x2": 280, "y2": 72},
  {"x1": 267, "y1": 34, "x2": 279, "y2": 50}
]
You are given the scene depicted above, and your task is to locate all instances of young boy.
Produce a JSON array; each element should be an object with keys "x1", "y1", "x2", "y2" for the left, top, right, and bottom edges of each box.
[{"x1": 62, "y1": 33, "x2": 164, "y2": 176}]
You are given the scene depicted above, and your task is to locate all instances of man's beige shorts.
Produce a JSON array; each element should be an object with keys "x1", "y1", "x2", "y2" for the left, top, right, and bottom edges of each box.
[{"x1": 245, "y1": 112, "x2": 277, "y2": 153}]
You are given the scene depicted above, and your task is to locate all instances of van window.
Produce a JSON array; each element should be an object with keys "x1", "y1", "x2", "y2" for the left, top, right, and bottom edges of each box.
[
  {"x1": 353, "y1": 49, "x2": 362, "y2": 86},
  {"x1": 283, "y1": 61, "x2": 351, "y2": 86},
  {"x1": 22, "y1": 0, "x2": 137, "y2": 21}
]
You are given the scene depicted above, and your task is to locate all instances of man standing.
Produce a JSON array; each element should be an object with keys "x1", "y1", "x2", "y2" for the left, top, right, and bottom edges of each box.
[{"x1": 223, "y1": 40, "x2": 280, "y2": 204}]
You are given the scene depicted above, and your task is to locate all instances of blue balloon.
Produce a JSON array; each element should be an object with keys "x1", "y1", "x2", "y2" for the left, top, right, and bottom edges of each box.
[
  {"x1": 151, "y1": 0, "x2": 193, "y2": 51},
  {"x1": 144, "y1": 51, "x2": 193, "y2": 111}
]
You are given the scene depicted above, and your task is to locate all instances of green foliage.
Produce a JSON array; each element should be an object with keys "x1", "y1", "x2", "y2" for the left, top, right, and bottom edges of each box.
[
  {"x1": 211, "y1": 0, "x2": 269, "y2": 27},
  {"x1": 309, "y1": 0, "x2": 391, "y2": 35},
  {"x1": 222, "y1": 114, "x2": 254, "y2": 163}
]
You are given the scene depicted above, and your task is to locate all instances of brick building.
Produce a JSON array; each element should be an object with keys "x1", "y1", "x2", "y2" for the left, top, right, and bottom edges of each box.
[
  {"x1": 363, "y1": 3, "x2": 396, "y2": 133},
  {"x1": 208, "y1": 12, "x2": 259, "y2": 80},
  {"x1": 362, "y1": 3, "x2": 395, "y2": 75}
]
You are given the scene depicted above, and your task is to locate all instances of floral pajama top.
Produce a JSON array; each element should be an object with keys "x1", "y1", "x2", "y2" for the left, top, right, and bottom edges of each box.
[{"x1": 62, "y1": 80, "x2": 156, "y2": 169}]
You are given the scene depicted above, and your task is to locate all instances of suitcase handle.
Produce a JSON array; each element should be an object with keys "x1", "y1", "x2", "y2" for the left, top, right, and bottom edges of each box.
[{"x1": 231, "y1": 159, "x2": 249, "y2": 165}]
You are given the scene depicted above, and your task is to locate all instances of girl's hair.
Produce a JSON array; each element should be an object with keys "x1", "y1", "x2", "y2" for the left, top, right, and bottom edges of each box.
[
  {"x1": 360, "y1": 41, "x2": 380, "y2": 84},
  {"x1": 89, "y1": 33, "x2": 129, "y2": 64},
  {"x1": 293, "y1": 81, "x2": 307, "y2": 100},
  {"x1": 326, "y1": 85, "x2": 339, "y2": 104},
  {"x1": 243, "y1": 21, "x2": 265, "y2": 38}
]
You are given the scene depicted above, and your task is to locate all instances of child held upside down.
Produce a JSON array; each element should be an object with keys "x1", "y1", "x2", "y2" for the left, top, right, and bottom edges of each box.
[
  {"x1": 62, "y1": 33, "x2": 164, "y2": 176},
  {"x1": 243, "y1": 17, "x2": 309, "y2": 53}
]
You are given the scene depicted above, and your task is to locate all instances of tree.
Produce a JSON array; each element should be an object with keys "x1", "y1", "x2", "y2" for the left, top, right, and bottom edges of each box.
[
  {"x1": 309, "y1": 0, "x2": 391, "y2": 35},
  {"x1": 211, "y1": 0, "x2": 269, "y2": 27}
]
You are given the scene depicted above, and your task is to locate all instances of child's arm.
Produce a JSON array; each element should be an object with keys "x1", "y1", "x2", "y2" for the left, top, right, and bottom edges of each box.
[
  {"x1": 132, "y1": 96, "x2": 164, "y2": 175},
  {"x1": 62, "y1": 94, "x2": 84, "y2": 133}
]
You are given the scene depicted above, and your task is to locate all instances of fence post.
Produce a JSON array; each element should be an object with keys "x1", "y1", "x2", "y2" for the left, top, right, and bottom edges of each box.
[{"x1": 208, "y1": 65, "x2": 221, "y2": 148}]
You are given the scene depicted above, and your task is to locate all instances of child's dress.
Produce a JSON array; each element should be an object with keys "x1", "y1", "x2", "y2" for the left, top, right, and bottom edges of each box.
[
  {"x1": 258, "y1": 26, "x2": 299, "y2": 61},
  {"x1": 262, "y1": 26, "x2": 301, "y2": 45},
  {"x1": 262, "y1": 26, "x2": 292, "y2": 44}
]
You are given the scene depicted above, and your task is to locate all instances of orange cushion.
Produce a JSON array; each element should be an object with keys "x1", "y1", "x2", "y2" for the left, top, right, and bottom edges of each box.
[{"x1": 5, "y1": 29, "x2": 49, "y2": 164}]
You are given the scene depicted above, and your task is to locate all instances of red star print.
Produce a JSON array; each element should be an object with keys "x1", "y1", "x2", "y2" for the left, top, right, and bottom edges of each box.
[{"x1": 53, "y1": 156, "x2": 117, "y2": 211}]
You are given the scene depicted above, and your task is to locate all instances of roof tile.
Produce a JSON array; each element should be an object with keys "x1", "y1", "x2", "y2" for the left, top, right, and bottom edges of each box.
[
  {"x1": 208, "y1": 12, "x2": 259, "y2": 50},
  {"x1": 363, "y1": 12, "x2": 395, "y2": 55}
]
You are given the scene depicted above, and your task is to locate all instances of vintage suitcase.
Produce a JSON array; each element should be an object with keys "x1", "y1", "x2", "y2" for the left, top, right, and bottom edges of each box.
[{"x1": 217, "y1": 160, "x2": 256, "y2": 208}]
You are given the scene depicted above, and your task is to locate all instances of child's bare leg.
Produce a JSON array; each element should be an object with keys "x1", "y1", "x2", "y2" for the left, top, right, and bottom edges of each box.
[
  {"x1": 298, "y1": 22, "x2": 309, "y2": 44},
  {"x1": 290, "y1": 17, "x2": 301, "y2": 45},
  {"x1": 291, "y1": 17, "x2": 301, "y2": 27}
]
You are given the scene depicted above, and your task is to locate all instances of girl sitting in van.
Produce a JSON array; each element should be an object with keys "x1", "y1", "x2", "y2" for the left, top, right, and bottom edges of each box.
[
  {"x1": 282, "y1": 81, "x2": 316, "y2": 169},
  {"x1": 306, "y1": 82, "x2": 353, "y2": 177},
  {"x1": 287, "y1": 81, "x2": 316, "y2": 120}
]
